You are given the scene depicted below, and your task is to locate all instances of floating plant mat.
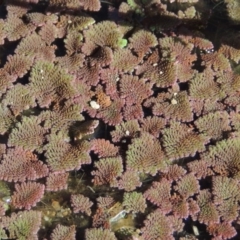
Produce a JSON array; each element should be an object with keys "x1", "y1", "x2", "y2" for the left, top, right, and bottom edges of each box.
[{"x1": 0, "y1": 0, "x2": 240, "y2": 239}]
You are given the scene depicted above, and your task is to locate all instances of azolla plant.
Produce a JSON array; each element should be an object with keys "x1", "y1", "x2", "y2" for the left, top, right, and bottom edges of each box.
[{"x1": 0, "y1": 0, "x2": 240, "y2": 239}]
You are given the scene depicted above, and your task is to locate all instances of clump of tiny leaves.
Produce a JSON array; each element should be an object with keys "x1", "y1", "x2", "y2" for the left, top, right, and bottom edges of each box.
[{"x1": 0, "y1": 0, "x2": 240, "y2": 239}]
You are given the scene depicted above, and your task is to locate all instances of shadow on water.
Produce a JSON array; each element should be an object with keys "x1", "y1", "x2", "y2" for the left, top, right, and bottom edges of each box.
[
  {"x1": 1, "y1": 0, "x2": 240, "y2": 51},
  {"x1": 0, "y1": 0, "x2": 239, "y2": 61}
]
